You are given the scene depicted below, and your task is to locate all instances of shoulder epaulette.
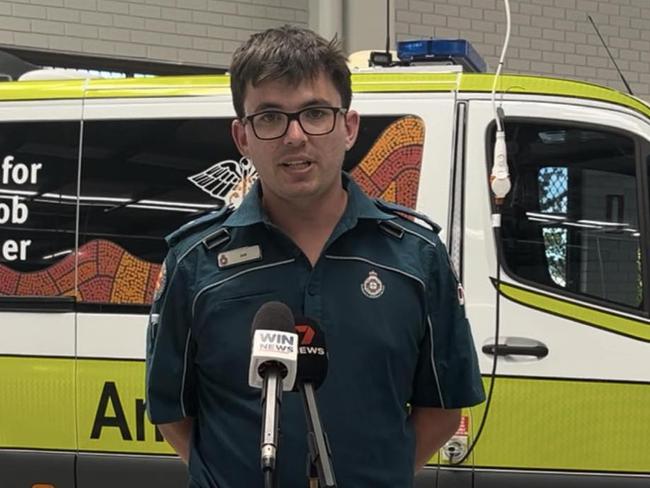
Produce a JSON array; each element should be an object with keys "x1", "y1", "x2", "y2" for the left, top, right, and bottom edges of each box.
[
  {"x1": 374, "y1": 199, "x2": 441, "y2": 234},
  {"x1": 165, "y1": 205, "x2": 234, "y2": 247}
]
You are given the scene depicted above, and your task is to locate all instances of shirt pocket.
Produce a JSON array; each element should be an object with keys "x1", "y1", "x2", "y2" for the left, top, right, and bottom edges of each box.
[{"x1": 194, "y1": 289, "x2": 279, "y2": 391}]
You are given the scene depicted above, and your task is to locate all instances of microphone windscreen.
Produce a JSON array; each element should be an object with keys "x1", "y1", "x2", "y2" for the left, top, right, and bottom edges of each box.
[
  {"x1": 293, "y1": 316, "x2": 328, "y2": 391},
  {"x1": 251, "y1": 301, "x2": 295, "y2": 335},
  {"x1": 249, "y1": 302, "x2": 298, "y2": 390}
]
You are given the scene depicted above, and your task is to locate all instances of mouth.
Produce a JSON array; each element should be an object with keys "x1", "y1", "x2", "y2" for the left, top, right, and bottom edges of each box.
[{"x1": 280, "y1": 160, "x2": 313, "y2": 170}]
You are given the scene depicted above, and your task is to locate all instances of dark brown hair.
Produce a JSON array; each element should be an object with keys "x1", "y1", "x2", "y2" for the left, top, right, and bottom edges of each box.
[{"x1": 229, "y1": 25, "x2": 351, "y2": 118}]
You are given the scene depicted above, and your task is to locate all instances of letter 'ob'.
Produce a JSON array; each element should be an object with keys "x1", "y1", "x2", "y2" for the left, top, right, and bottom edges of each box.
[{"x1": 248, "y1": 302, "x2": 298, "y2": 392}]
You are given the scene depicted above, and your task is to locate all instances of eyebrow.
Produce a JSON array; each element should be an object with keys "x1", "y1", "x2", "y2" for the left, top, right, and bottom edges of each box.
[{"x1": 251, "y1": 98, "x2": 334, "y2": 113}]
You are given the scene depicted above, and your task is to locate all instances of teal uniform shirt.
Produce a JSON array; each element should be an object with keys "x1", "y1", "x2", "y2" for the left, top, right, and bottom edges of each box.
[{"x1": 146, "y1": 174, "x2": 485, "y2": 488}]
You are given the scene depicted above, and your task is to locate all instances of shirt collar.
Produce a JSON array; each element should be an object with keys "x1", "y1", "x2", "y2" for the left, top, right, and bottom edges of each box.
[
  {"x1": 223, "y1": 172, "x2": 394, "y2": 228},
  {"x1": 222, "y1": 180, "x2": 266, "y2": 227},
  {"x1": 343, "y1": 173, "x2": 395, "y2": 221}
]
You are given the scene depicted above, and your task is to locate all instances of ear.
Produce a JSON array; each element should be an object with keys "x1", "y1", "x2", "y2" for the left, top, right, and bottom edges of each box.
[
  {"x1": 343, "y1": 109, "x2": 360, "y2": 151},
  {"x1": 231, "y1": 118, "x2": 249, "y2": 157}
]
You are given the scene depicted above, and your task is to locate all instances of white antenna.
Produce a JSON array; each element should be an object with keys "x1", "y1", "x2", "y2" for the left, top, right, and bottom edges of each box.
[{"x1": 490, "y1": 0, "x2": 512, "y2": 202}]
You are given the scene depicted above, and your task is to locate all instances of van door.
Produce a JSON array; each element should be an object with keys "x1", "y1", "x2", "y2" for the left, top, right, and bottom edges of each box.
[
  {"x1": 0, "y1": 98, "x2": 82, "y2": 487},
  {"x1": 461, "y1": 98, "x2": 650, "y2": 486},
  {"x1": 74, "y1": 93, "x2": 243, "y2": 487},
  {"x1": 347, "y1": 91, "x2": 457, "y2": 488}
]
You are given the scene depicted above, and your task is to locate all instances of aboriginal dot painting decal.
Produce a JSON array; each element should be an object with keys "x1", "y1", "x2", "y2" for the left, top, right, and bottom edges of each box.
[
  {"x1": 0, "y1": 239, "x2": 160, "y2": 304},
  {"x1": 0, "y1": 115, "x2": 423, "y2": 304},
  {"x1": 351, "y1": 115, "x2": 424, "y2": 209}
]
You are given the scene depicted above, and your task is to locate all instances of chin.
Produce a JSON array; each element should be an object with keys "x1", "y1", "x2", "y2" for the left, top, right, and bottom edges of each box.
[{"x1": 284, "y1": 186, "x2": 320, "y2": 201}]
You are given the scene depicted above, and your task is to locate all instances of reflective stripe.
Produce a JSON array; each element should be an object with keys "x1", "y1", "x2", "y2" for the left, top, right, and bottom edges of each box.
[
  {"x1": 458, "y1": 73, "x2": 650, "y2": 119},
  {"x1": 498, "y1": 282, "x2": 650, "y2": 342},
  {"x1": 1, "y1": 73, "x2": 648, "y2": 121},
  {"x1": 427, "y1": 315, "x2": 446, "y2": 408},
  {"x1": 351, "y1": 72, "x2": 461, "y2": 93},
  {"x1": 390, "y1": 222, "x2": 438, "y2": 248},
  {"x1": 0, "y1": 356, "x2": 76, "y2": 450},
  {"x1": 180, "y1": 330, "x2": 192, "y2": 417}
]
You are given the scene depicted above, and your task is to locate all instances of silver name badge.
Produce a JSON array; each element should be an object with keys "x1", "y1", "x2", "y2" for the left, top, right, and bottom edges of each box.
[{"x1": 218, "y1": 245, "x2": 262, "y2": 269}]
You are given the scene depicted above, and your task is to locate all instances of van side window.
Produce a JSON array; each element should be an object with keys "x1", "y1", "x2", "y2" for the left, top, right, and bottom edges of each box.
[
  {"x1": 0, "y1": 121, "x2": 79, "y2": 298},
  {"x1": 499, "y1": 122, "x2": 642, "y2": 310},
  {"x1": 75, "y1": 115, "x2": 425, "y2": 307},
  {"x1": 347, "y1": 114, "x2": 425, "y2": 210},
  {"x1": 78, "y1": 118, "x2": 238, "y2": 306}
]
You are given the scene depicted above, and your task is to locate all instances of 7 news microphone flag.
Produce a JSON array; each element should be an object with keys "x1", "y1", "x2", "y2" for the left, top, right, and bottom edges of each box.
[{"x1": 294, "y1": 316, "x2": 337, "y2": 488}]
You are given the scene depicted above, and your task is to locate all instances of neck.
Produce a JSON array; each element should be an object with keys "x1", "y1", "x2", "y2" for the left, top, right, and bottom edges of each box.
[
  {"x1": 262, "y1": 183, "x2": 348, "y2": 266},
  {"x1": 263, "y1": 185, "x2": 348, "y2": 236}
]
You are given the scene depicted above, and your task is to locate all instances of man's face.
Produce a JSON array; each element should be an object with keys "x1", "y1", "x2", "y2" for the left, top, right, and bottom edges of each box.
[{"x1": 231, "y1": 72, "x2": 359, "y2": 207}]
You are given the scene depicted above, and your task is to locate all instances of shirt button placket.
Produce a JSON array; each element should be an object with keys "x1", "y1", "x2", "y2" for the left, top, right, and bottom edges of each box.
[{"x1": 303, "y1": 263, "x2": 322, "y2": 318}]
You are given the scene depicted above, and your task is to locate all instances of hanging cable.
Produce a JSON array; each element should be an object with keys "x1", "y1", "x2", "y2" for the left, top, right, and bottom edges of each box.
[
  {"x1": 450, "y1": 0, "x2": 512, "y2": 471},
  {"x1": 451, "y1": 218, "x2": 502, "y2": 466},
  {"x1": 490, "y1": 0, "x2": 512, "y2": 203}
]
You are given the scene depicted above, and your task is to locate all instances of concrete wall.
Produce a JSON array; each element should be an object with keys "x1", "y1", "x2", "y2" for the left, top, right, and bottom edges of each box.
[
  {"x1": 342, "y1": 0, "x2": 394, "y2": 54},
  {"x1": 395, "y1": 0, "x2": 650, "y2": 100},
  {"x1": 0, "y1": 0, "x2": 309, "y2": 69}
]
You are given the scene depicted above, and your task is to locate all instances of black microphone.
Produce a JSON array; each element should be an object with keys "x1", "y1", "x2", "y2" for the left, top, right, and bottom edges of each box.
[
  {"x1": 294, "y1": 317, "x2": 337, "y2": 487},
  {"x1": 248, "y1": 302, "x2": 298, "y2": 481},
  {"x1": 293, "y1": 316, "x2": 328, "y2": 391}
]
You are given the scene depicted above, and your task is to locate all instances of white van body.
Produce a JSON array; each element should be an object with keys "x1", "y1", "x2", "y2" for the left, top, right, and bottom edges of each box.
[{"x1": 0, "y1": 69, "x2": 649, "y2": 488}]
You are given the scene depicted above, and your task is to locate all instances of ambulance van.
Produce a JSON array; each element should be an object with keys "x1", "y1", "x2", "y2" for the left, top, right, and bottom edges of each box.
[{"x1": 1, "y1": 62, "x2": 649, "y2": 488}]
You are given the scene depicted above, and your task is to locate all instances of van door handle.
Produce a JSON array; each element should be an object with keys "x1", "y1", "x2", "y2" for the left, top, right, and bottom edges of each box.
[
  {"x1": 482, "y1": 337, "x2": 548, "y2": 359},
  {"x1": 482, "y1": 342, "x2": 549, "y2": 358}
]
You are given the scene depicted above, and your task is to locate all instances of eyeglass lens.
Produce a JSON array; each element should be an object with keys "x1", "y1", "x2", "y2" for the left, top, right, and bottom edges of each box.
[{"x1": 251, "y1": 107, "x2": 338, "y2": 139}]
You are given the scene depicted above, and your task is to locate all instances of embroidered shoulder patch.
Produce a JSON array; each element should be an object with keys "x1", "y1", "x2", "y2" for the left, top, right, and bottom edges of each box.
[{"x1": 153, "y1": 262, "x2": 167, "y2": 302}]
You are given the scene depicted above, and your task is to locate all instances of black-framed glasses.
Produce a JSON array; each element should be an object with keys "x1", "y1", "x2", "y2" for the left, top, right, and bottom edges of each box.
[{"x1": 242, "y1": 106, "x2": 348, "y2": 140}]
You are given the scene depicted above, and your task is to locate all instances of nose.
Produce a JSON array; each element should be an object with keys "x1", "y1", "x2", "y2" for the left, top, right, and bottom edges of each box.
[{"x1": 283, "y1": 119, "x2": 307, "y2": 145}]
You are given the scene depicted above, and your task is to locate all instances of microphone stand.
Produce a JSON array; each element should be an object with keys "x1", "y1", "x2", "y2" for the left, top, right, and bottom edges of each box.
[
  {"x1": 261, "y1": 373, "x2": 283, "y2": 488},
  {"x1": 299, "y1": 383, "x2": 336, "y2": 488}
]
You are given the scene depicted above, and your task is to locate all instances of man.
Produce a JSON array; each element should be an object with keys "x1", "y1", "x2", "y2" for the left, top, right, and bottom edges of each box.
[{"x1": 146, "y1": 25, "x2": 485, "y2": 487}]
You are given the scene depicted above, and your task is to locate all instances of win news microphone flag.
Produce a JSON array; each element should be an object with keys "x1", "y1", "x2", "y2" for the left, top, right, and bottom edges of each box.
[{"x1": 248, "y1": 302, "x2": 298, "y2": 482}]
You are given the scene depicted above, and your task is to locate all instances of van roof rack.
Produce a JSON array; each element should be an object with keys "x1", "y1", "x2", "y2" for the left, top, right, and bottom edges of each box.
[
  {"x1": 348, "y1": 50, "x2": 463, "y2": 74},
  {"x1": 350, "y1": 63, "x2": 463, "y2": 74}
]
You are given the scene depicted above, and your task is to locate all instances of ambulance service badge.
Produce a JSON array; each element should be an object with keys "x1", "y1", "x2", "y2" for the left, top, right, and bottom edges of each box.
[
  {"x1": 361, "y1": 270, "x2": 385, "y2": 299},
  {"x1": 153, "y1": 262, "x2": 167, "y2": 302}
]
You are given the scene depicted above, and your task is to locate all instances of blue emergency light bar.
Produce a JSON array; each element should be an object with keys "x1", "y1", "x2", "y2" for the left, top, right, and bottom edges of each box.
[{"x1": 397, "y1": 39, "x2": 486, "y2": 73}]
